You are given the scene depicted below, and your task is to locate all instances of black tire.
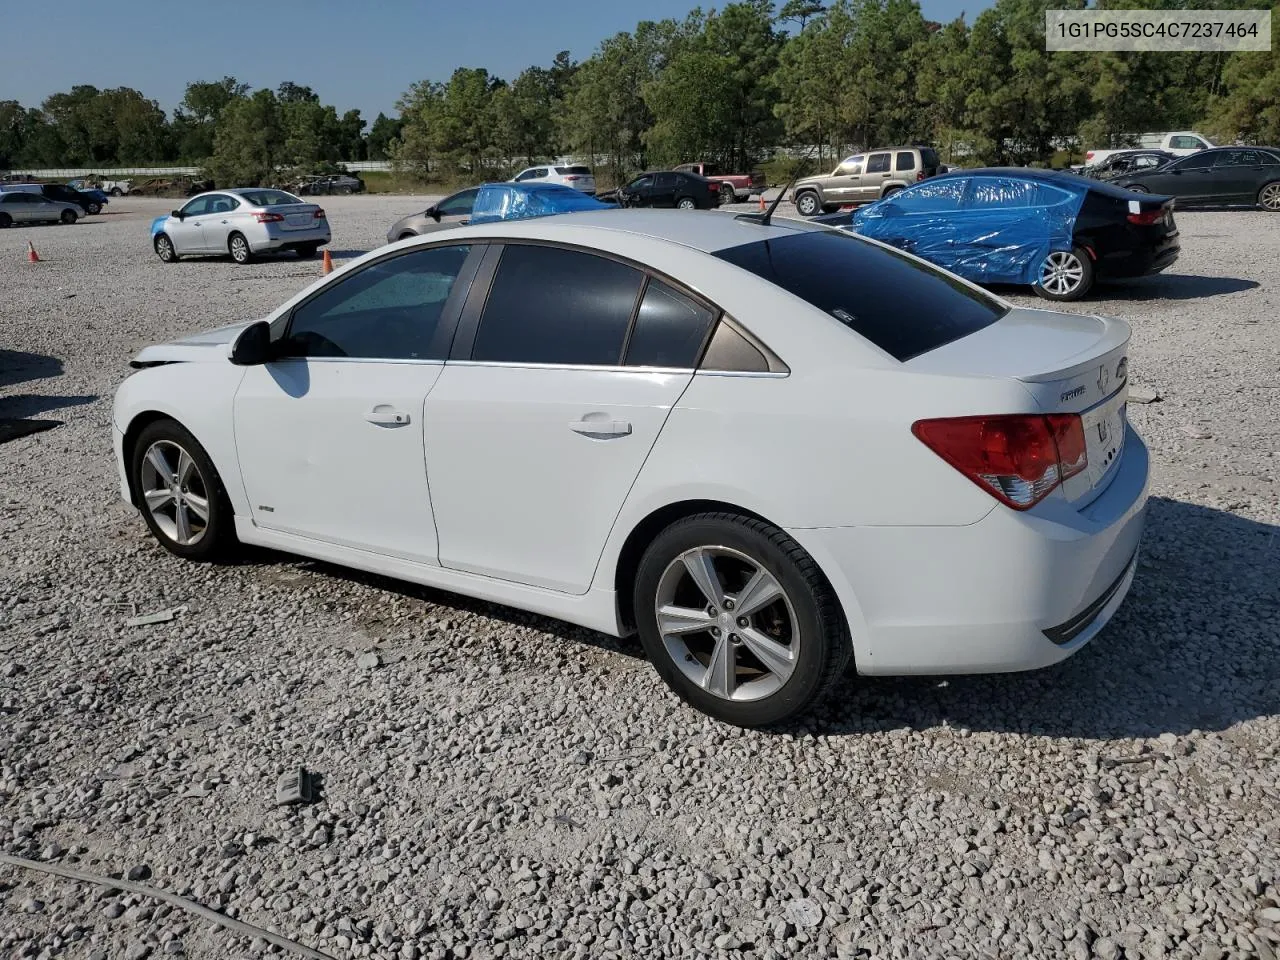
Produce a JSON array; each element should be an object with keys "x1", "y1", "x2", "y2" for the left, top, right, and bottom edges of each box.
[
  {"x1": 60, "y1": 209, "x2": 77, "y2": 225},
  {"x1": 154, "y1": 234, "x2": 178, "y2": 263},
  {"x1": 110, "y1": 187, "x2": 123, "y2": 197},
  {"x1": 676, "y1": 196, "x2": 697, "y2": 210},
  {"x1": 1124, "y1": 184, "x2": 1149, "y2": 193},
  {"x1": 1033, "y1": 246, "x2": 1095, "y2": 302},
  {"x1": 719, "y1": 183, "x2": 737, "y2": 205},
  {"x1": 295, "y1": 242, "x2": 321, "y2": 258},
  {"x1": 86, "y1": 202, "x2": 102, "y2": 215},
  {"x1": 228, "y1": 232, "x2": 253, "y2": 264},
  {"x1": 882, "y1": 186, "x2": 903, "y2": 199},
  {"x1": 633, "y1": 512, "x2": 851, "y2": 728},
  {"x1": 794, "y1": 191, "x2": 821, "y2": 217},
  {"x1": 0, "y1": 213, "x2": 10, "y2": 228},
  {"x1": 1258, "y1": 180, "x2": 1280, "y2": 212},
  {"x1": 129, "y1": 418, "x2": 237, "y2": 562}
]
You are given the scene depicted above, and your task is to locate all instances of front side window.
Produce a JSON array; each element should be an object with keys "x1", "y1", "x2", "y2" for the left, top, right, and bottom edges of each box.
[
  {"x1": 836, "y1": 156, "x2": 864, "y2": 176},
  {"x1": 866, "y1": 153, "x2": 891, "y2": 174},
  {"x1": 180, "y1": 196, "x2": 212, "y2": 216},
  {"x1": 279, "y1": 245, "x2": 472, "y2": 360},
  {"x1": 1174, "y1": 153, "x2": 1214, "y2": 171},
  {"x1": 624, "y1": 279, "x2": 716, "y2": 368},
  {"x1": 437, "y1": 189, "x2": 478, "y2": 217},
  {"x1": 1132, "y1": 155, "x2": 1163, "y2": 171},
  {"x1": 629, "y1": 175, "x2": 655, "y2": 191},
  {"x1": 888, "y1": 178, "x2": 966, "y2": 213},
  {"x1": 472, "y1": 245, "x2": 644, "y2": 366}
]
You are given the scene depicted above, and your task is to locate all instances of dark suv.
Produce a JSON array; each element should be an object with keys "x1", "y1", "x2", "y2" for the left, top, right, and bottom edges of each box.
[{"x1": 39, "y1": 183, "x2": 103, "y2": 215}]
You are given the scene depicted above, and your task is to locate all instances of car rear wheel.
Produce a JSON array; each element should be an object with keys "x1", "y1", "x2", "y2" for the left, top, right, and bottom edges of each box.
[
  {"x1": 634, "y1": 513, "x2": 851, "y2": 727},
  {"x1": 228, "y1": 232, "x2": 253, "y2": 264},
  {"x1": 86, "y1": 202, "x2": 102, "y2": 215},
  {"x1": 154, "y1": 234, "x2": 177, "y2": 263},
  {"x1": 131, "y1": 419, "x2": 237, "y2": 562},
  {"x1": 1034, "y1": 247, "x2": 1094, "y2": 301},
  {"x1": 882, "y1": 186, "x2": 903, "y2": 199},
  {"x1": 110, "y1": 187, "x2": 123, "y2": 197},
  {"x1": 795, "y1": 192, "x2": 821, "y2": 217},
  {"x1": 677, "y1": 197, "x2": 697, "y2": 210},
  {"x1": 1258, "y1": 181, "x2": 1280, "y2": 212},
  {"x1": 719, "y1": 183, "x2": 736, "y2": 205}
]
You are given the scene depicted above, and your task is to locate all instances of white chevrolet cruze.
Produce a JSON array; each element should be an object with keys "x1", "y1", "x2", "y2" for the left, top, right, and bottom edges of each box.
[{"x1": 112, "y1": 209, "x2": 1148, "y2": 726}]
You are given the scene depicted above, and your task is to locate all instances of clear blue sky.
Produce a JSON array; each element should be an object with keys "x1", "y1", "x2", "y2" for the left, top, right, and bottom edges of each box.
[{"x1": 0, "y1": 0, "x2": 986, "y2": 122}]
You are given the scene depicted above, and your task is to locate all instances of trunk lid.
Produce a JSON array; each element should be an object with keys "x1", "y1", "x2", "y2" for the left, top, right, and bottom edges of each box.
[
  {"x1": 907, "y1": 307, "x2": 1131, "y2": 502},
  {"x1": 273, "y1": 202, "x2": 322, "y2": 230}
]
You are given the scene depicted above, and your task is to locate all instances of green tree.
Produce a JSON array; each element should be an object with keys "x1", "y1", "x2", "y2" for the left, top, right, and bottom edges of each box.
[
  {"x1": 778, "y1": 0, "x2": 828, "y2": 30},
  {"x1": 493, "y1": 66, "x2": 559, "y2": 163},
  {"x1": 367, "y1": 112, "x2": 404, "y2": 161},
  {"x1": 173, "y1": 77, "x2": 248, "y2": 160},
  {"x1": 773, "y1": 8, "x2": 846, "y2": 164},
  {"x1": 916, "y1": 16, "x2": 972, "y2": 161},
  {"x1": 208, "y1": 88, "x2": 286, "y2": 185}
]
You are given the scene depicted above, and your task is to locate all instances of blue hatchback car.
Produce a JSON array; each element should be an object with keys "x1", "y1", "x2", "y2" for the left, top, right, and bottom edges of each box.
[{"x1": 827, "y1": 169, "x2": 1180, "y2": 301}]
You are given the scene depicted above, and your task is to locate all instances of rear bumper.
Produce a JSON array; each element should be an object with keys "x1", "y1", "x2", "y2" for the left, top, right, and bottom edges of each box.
[
  {"x1": 792, "y1": 425, "x2": 1150, "y2": 676},
  {"x1": 253, "y1": 223, "x2": 331, "y2": 251},
  {"x1": 1096, "y1": 239, "x2": 1180, "y2": 278}
]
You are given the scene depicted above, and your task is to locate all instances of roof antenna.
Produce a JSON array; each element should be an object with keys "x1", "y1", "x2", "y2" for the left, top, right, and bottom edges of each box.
[{"x1": 736, "y1": 145, "x2": 818, "y2": 227}]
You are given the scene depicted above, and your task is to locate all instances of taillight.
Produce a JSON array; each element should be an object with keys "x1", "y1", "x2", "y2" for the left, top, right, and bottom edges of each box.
[
  {"x1": 564, "y1": 176, "x2": 581, "y2": 182},
  {"x1": 1126, "y1": 209, "x2": 1162, "y2": 226},
  {"x1": 314, "y1": 208, "x2": 326, "y2": 219},
  {"x1": 912, "y1": 414, "x2": 1088, "y2": 510},
  {"x1": 1086, "y1": 151, "x2": 1095, "y2": 160},
  {"x1": 255, "y1": 212, "x2": 285, "y2": 223},
  {"x1": 916, "y1": 170, "x2": 925, "y2": 181}
]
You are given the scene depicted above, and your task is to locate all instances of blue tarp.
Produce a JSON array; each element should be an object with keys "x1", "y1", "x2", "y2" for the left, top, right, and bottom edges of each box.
[
  {"x1": 850, "y1": 173, "x2": 1088, "y2": 285},
  {"x1": 469, "y1": 182, "x2": 612, "y2": 224}
]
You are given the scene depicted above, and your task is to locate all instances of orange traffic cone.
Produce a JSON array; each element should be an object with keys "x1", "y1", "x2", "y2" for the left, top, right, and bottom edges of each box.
[
  {"x1": 26, "y1": 241, "x2": 40, "y2": 263},
  {"x1": 321, "y1": 249, "x2": 333, "y2": 274},
  {"x1": 759, "y1": 194, "x2": 767, "y2": 211}
]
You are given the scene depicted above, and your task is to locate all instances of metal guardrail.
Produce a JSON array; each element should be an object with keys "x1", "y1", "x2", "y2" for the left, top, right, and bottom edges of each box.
[{"x1": 3, "y1": 161, "x2": 396, "y2": 178}]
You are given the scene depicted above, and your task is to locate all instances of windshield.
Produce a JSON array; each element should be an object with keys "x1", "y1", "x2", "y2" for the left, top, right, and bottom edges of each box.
[
  {"x1": 714, "y1": 229, "x2": 1008, "y2": 362},
  {"x1": 238, "y1": 189, "x2": 304, "y2": 207}
]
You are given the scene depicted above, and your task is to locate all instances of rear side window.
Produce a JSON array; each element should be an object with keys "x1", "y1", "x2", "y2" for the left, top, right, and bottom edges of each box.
[
  {"x1": 867, "y1": 154, "x2": 891, "y2": 174},
  {"x1": 965, "y1": 178, "x2": 1038, "y2": 208},
  {"x1": 1174, "y1": 153, "x2": 1214, "y2": 171},
  {"x1": 624, "y1": 279, "x2": 715, "y2": 368},
  {"x1": 895, "y1": 152, "x2": 916, "y2": 172},
  {"x1": 556, "y1": 166, "x2": 591, "y2": 175},
  {"x1": 714, "y1": 231, "x2": 1007, "y2": 362},
  {"x1": 473, "y1": 245, "x2": 644, "y2": 365},
  {"x1": 238, "y1": 189, "x2": 302, "y2": 206},
  {"x1": 656, "y1": 173, "x2": 676, "y2": 189}
]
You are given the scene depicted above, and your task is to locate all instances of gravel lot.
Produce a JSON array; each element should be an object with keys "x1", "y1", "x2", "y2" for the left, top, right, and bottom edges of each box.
[{"x1": 2, "y1": 195, "x2": 1278, "y2": 960}]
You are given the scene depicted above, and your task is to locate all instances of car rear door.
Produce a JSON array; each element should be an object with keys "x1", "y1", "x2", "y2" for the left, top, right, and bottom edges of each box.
[
  {"x1": 423, "y1": 243, "x2": 711, "y2": 594},
  {"x1": 1211, "y1": 149, "x2": 1274, "y2": 202},
  {"x1": 201, "y1": 194, "x2": 243, "y2": 253},
  {"x1": 654, "y1": 173, "x2": 679, "y2": 207}
]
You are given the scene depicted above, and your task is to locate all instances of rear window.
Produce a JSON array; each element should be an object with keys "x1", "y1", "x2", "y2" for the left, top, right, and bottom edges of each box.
[
  {"x1": 921, "y1": 148, "x2": 941, "y2": 169},
  {"x1": 237, "y1": 189, "x2": 303, "y2": 207},
  {"x1": 714, "y1": 230, "x2": 1007, "y2": 362},
  {"x1": 556, "y1": 166, "x2": 592, "y2": 175}
]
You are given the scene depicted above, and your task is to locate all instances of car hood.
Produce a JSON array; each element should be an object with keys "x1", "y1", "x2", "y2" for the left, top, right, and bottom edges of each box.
[{"x1": 130, "y1": 320, "x2": 257, "y2": 367}]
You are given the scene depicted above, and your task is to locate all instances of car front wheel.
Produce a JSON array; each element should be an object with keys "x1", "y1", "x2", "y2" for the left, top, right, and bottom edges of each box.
[
  {"x1": 86, "y1": 202, "x2": 102, "y2": 215},
  {"x1": 1034, "y1": 247, "x2": 1094, "y2": 301},
  {"x1": 634, "y1": 513, "x2": 851, "y2": 727},
  {"x1": 60, "y1": 209, "x2": 77, "y2": 225},
  {"x1": 130, "y1": 419, "x2": 236, "y2": 561},
  {"x1": 795, "y1": 192, "x2": 821, "y2": 217},
  {"x1": 154, "y1": 234, "x2": 178, "y2": 263}
]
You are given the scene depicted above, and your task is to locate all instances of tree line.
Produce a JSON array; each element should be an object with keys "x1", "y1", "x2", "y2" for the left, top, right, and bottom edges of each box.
[{"x1": 1, "y1": 0, "x2": 1276, "y2": 184}]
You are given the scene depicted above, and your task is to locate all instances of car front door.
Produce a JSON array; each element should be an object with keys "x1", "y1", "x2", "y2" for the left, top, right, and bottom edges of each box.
[
  {"x1": 859, "y1": 177, "x2": 967, "y2": 267},
  {"x1": 825, "y1": 157, "x2": 864, "y2": 204},
  {"x1": 169, "y1": 196, "x2": 212, "y2": 253},
  {"x1": 859, "y1": 152, "x2": 893, "y2": 200},
  {"x1": 423, "y1": 243, "x2": 711, "y2": 594},
  {"x1": 233, "y1": 242, "x2": 482, "y2": 563},
  {"x1": 1140, "y1": 152, "x2": 1216, "y2": 202},
  {"x1": 625, "y1": 175, "x2": 656, "y2": 207}
]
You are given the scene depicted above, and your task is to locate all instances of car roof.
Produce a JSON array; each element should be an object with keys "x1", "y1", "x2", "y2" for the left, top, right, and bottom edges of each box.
[
  {"x1": 932, "y1": 166, "x2": 1174, "y2": 201},
  {"x1": 454, "y1": 208, "x2": 826, "y2": 253}
]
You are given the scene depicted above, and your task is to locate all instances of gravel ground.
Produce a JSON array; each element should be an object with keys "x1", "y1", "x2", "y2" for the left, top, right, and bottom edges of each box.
[{"x1": 2, "y1": 195, "x2": 1279, "y2": 960}]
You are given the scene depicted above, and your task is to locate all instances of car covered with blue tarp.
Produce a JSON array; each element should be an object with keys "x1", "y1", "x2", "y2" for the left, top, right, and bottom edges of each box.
[
  {"x1": 469, "y1": 181, "x2": 613, "y2": 224},
  {"x1": 820, "y1": 169, "x2": 1180, "y2": 301}
]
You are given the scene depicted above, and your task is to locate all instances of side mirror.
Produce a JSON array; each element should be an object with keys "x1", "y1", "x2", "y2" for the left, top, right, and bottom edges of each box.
[
  {"x1": 171, "y1": 209, "x2": 184, "y2": 220},
  {"x1": 229, "y1": 320, "x2": 274, "y2": 366},
  {"x1": 427, "y1": 206, "x2": 441, "y2": 222}
]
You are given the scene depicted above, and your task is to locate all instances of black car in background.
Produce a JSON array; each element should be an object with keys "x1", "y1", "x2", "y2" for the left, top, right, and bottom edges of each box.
[
  {"x1": 39, "y1": 182, "x2": 104, "y2": 215},
  {"x1": 295, "y1": 174, "x2": 365, "y2": 195},
  {"x1": 1086, "y1": 150, "x2": 1177, "y2": 182},
  {"x1": 1120, "y1": 146, "x2": 1280, "y2": 211},
  {"x1": 600, "y1": 170, "x2": 720, "y2": 209}
]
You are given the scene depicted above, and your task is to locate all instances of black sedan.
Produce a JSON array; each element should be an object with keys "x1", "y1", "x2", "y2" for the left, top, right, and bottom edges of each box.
[
  {"x1": 598, "y1": 171, "x2": 720, "y2": 210},
  {"x1": 1086, "y1": 150, "x2": 1177, "y2": 182},
  {"x1": 1119, "y1": 146, "x2": 1280, "y2": 211}
]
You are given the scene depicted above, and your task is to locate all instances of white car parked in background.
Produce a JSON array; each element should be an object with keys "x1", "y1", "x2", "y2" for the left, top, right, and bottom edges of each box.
[
  {"x1": 150, "y1": 188, "x2": 331, "y2": 264},
  {"x1": 511, "y1": 164, "x2": 596, "y2": 194},
  {"x1": 112, "y1": 210, "x2": 1148, "y2": 726}
]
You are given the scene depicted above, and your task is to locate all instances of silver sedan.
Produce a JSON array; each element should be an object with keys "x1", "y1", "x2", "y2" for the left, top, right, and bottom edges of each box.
[
  {"x1": 151, "y1": 188, "x2": 331, "y2": 264},
  {"x1": 385, "y1": 187, "x2": 477, "y2": 244},
  {"x1": 0, "y1": 192, "x2": 81, "y2": 227}
]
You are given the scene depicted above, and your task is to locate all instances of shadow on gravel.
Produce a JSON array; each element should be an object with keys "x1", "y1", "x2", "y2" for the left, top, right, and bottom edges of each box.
[
  {"x1": 806, "y1": 496, "x2": 1280, "y2": 740},
  {"x1": 1099, "y1": 274, "x2": 1259, "y2": 301},
  {"x1": 0, "y1": 350, "x2": 62, "y2": 389},
  {"x1": 0, "y1": 394, "x2": 97, "y2": 419}
]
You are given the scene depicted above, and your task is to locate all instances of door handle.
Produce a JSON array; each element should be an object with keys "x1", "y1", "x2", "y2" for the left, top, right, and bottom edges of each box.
[
  {"x1": 569, "y1": 419, "x2": 632, "y2": 437},
  {"x1": 365, "y1": 406, "x2": 410, "y2": 426}
]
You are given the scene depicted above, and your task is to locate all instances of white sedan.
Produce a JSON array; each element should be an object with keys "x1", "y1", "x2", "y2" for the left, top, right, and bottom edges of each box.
[
  {"x1": 150, "y1": 188, "x2": 331, "y2": 264},
  {"x1": 112, "y1": 210, "x2": 1148, "y2": 726}
]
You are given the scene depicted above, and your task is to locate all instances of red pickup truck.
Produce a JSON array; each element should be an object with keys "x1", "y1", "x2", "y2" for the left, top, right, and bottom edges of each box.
[{"x1": 674, "y1": 163, "x2": 767, "y2": 204}]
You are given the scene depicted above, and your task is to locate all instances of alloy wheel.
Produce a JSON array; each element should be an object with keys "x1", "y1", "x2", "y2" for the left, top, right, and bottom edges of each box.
[
  {"x1": 156, "y1": 236, "x2": 175, "y2": 262},
  {"x1": 654, "y1": 546, "x2": 800, "y2": 702},
  {"x1": 139, "y1": 440, "x2": 210, "y2": 546},
  {"x1": 230, "y1": 235, "x2": 250, "y2": 263},
  {"x1": 1260, "y1": 183, "x2": 1280, "y2": 212},
  {"x1": 678, "y1": 198, "x2": 696, "y2": 209},
  {"x1": 1039, "y1": 251, "x2": 1085, "y2": 297},
  {"x1": 796, "y1": 193, "x2": 818, "y2": 217}
]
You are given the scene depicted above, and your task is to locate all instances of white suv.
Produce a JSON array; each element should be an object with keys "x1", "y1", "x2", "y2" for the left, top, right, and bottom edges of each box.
[{"x1": 511, "y1": 164, "x2": 596, "y2": 195}]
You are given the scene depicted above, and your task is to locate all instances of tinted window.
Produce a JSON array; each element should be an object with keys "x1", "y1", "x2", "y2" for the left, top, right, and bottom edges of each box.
[
  {"x1": 179, "y1": 196, "x2": 212, "y2": 216},
  {"x1": 629, "y1": 176, "x2": 655, "y2": 191},
  {"x1": 624, "y1": 279, "x2": 716, "y2": 368},
  {"x1": 1174, "y1": 153, "x2": 1214, "y2": 171},
  {"x1": 237, "y1": 189, "x2": 302, "y2": 207},
  {"x1": 556, "y1": 166, "x2": 592, "y2": 175},
  {"x1": 1169, "y1": 136, "x2": 1204, "y2": 150},
  {"x1": 895, "y1": 152, "x2": 916, "y2": 172},
  {"x1": 890, "y1": 179, "x2": 965, "y2": 213},
  {"x1": 656, "y1": 173, "x2": 677, "y2": 189},
  {"x1": 966, "y1": 177, "x2": 1038, "y2": 208},
  {"x1": 280, "y1": 245, "x2": 471, "y2": 360},
  {"x1": 1218, "y1": 150, "x2": 1271, "y2": 166},
  {"x1": 473, "y1": 245, "x2": 644, "y2": 365},
  {"x1": 866, "y1": 154, "x2": 891, "y2": 174},
  {"x1": 437, "y1": 189, "x2": 477, "y2": 216},
  {"x1": 920, "y1": 148, "x2": 941, "y2": 169},
  {"x1": 715, "y1": 231, "x2": 1006, "y2": 362}
]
